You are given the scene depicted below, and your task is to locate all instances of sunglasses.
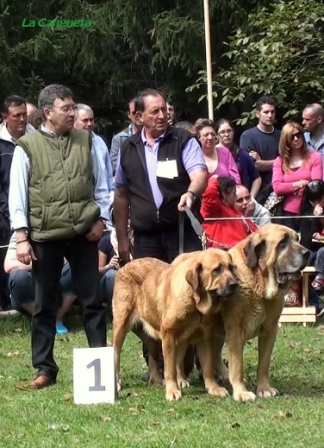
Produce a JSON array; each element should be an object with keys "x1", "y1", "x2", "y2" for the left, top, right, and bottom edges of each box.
[
  {"x1": 290, "y1": 131, "x2": 303, "y2": 141},
  {"x1": 235, "y1": 195, "x2": 251, "y2": 204}
]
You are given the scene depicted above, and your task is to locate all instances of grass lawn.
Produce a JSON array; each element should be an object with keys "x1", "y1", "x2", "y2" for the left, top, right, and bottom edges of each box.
[{"x1": 1, "y1": 316, "x2": 324, "y2": 448}]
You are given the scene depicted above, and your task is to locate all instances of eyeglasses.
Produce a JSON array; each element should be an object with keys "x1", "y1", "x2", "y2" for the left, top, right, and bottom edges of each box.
[
  {"x1": 290, "y1": 131, "x2": 303, "y2": 141},
  {"x1": 235, "y1": 195, "x2": 251, "y2": 204},
  {"x1": 218, "y1": 129, "x2": 233, "y2": 136}
]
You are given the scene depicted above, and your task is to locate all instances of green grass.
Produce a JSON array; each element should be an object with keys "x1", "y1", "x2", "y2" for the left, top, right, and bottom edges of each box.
[{"x1": 1, "y1": 317, "x2": 324, "y2": 448}]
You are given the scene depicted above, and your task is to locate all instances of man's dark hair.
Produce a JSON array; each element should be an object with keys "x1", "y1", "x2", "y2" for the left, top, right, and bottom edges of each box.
[
  {"x1": 255, "y1": 96, "x2": 276, "y2": 111},
  {"x1": 127, "y1": 97, "x2": 137, "y2": 113},
  {"x1": 38, "y1": 84, "x2": 73, "y2": 116},
  {"x1": 218, "y1": 176, "x2": 236, "y2": 194},
  {"x1": 134, "y1": 89, "x2": 166, "y2": 113},
  {"x1": 2, "y1": 95, "x2": 26, "y2": 115}
]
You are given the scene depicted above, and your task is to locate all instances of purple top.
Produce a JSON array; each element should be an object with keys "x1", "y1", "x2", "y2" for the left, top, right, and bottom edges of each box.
[
  {"x1": 209, "y1": 146, "x2": 241, "y2": 184},
  {"x1": 115, "y1": 129, "x2": 206, "y2": 208}
]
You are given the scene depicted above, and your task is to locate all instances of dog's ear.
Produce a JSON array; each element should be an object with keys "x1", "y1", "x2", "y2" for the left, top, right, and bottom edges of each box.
[
  {"x1": 185, "y1": 262, "x2": 203, "y2": 291},
  {"x1": 243, "y1": 233, "x2": 266, "y2": 270}
]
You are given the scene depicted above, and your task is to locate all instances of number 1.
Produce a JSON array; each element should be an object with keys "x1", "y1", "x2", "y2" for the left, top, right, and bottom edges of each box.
[{"x1": 87, "y1": 358, "x2": 106, "y2": 391}]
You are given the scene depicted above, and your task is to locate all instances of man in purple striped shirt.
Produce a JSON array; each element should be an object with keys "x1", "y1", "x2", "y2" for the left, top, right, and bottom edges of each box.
[
  {"x1": 114, "y1": 88, "x2": 207, "y2": 378},
  {"x1": 114, "y1": 89, "x2": 207, "y2": 264}
]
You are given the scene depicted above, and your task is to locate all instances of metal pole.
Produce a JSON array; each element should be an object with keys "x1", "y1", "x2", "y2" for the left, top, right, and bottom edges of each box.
[{"x1": 203, "y1": 0, "x2": 214, "y2": 120}]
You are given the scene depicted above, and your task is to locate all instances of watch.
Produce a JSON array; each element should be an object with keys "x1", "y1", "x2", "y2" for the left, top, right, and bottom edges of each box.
[{"x1": 15, "y1": 228, "x2": 28, "y2": 235}]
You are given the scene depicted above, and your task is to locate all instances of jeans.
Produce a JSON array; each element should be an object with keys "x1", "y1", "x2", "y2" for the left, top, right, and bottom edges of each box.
[
  {"x1": 100, "y1": 268, "x2": 117, "y2": 314},
  {"x1": 309, "y1": 248, "x2": 324, "y2": 274},
  {"x1": 9, "y1": 264, "x2": 76, "y2": 313}
]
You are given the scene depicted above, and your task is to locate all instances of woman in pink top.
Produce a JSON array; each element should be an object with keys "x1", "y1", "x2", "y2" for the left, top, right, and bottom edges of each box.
[
  {"x1": 272, "y1": 121, "x2": 323, "y2": 230},
  {"x1": 194, "y1": 118, "x2": 241, "y2": 183}
]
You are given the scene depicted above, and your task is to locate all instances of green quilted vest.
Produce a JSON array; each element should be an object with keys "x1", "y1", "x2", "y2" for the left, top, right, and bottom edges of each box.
[{"x1": 18, "y1": 129, "x2": 100, "y2": 241}]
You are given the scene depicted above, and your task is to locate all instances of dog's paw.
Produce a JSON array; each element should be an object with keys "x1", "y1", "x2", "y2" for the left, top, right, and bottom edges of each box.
[
  {"x1": 256, "y1": 386, "x2": 279, "y2": 398},
  {"x1": 117, "y1": 379, "x2": 122, "y2": 392},
  {"x1": 207, "y1": 384, "x2": 228, "y2": 398},
  {"x1": 177, "y1": 378, "x2": 190, "y2": 389},
  {"x1": 166, "y1": 387, "x2": 182, "y2": 401},
  {"x1": 233, "y1": 390, "x2": 256, "y2": 402}
]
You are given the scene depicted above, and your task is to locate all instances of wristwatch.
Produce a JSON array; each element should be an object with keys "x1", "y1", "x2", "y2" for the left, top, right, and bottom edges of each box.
[{"x1": 14, "y1": 227, "x2": 29, "y2": 235}]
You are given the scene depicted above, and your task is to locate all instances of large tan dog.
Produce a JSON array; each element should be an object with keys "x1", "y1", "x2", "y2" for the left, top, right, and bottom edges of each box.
[
  {"x1": 215, "y1": 223, "x2": 309, "y2": 402},
  {"x1": 112, "y1": 249, "x2": 238, "y2": 401}
]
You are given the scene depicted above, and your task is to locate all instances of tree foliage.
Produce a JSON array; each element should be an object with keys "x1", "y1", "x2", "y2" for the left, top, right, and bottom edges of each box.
[
  {"x1": 2, "y1": 0, "x2": 317, "y2": 132},
  {"x1": 197, "y1": 0, "x2": 324, "y2": 125}
]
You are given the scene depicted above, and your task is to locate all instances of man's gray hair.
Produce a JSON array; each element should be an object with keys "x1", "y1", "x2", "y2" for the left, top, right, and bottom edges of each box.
[
  {"x1": 74, "y1": 103, "x2": 93, "y2": 119},
  {"x1": 38, "y1": 84, "x2": 73, "y2": 117}
]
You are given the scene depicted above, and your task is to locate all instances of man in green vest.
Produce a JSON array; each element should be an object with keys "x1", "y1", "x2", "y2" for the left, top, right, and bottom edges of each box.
[{"x1": 9, "y1": 84, "x2": 108, "y2": 389}]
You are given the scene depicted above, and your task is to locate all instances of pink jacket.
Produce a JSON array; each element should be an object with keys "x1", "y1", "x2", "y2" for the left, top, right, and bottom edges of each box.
[{"x1": 272, "y1": 150, "x2": 323, "y2": 214}]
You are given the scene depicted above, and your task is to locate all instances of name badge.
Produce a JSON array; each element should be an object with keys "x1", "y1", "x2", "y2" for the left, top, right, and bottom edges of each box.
[{"x1": 156, "y1": 160, "x2": 178, "y2": 179}]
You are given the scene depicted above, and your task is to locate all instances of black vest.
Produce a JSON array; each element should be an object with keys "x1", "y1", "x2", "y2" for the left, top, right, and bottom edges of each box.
[{"x1": 120, "y1": 127, "x2": 201, "y2": 232}]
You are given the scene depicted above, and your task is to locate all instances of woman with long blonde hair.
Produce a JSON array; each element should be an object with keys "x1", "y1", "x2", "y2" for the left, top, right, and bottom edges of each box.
[{"x1": 272, "y1": 121, "x2": 322, "y2": 230}]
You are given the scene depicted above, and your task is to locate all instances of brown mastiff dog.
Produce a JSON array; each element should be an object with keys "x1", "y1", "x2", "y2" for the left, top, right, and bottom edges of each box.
[
  {"x1": 215, "y1": 223, "x2": 309, "y2": 402},
  {"x1": 112, "y1": 249, "x2": 238, "y2": 401}
]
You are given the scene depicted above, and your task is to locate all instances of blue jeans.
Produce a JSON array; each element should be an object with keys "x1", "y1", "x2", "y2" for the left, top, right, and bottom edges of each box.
[
  {"x1": 9, "y1": 263, "x2": 76, "y2": 313},
  {"x1": 100, "y1": 268, "x2": 117, "y2": 311}
]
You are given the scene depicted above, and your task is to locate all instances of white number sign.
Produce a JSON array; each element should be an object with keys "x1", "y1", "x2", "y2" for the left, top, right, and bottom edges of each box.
[{"x1": 73, "y1": 347, "x2": 116, "y2": 404}]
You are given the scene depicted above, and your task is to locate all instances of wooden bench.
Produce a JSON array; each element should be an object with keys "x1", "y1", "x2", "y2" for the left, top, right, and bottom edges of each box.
[{"x1": 279, "y1": 266, "x2": 316, "y2": 327}]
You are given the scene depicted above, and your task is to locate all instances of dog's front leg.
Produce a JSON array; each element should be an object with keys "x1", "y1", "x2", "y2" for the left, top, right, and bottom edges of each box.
[
  {"x1": 162, "y1": 331, "x2": 182, "y2": 401},
  {"x1": 176, "y1": 342, "x2": 191, "y2": 389},
  {"x1": 226, "y1": 334, "x2": 256, "y2": 402},
  {"x1": 196, "y1": 338, "x2": 228, "y2": 397},
  {"x1": 256, "y1": 325, "x2": 279, "y2": 398}
]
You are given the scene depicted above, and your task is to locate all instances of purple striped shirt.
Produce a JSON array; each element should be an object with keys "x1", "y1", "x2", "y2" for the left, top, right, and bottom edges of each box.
[{"x1": 115, "y1": 129, "x2": 206, "y2": 208}]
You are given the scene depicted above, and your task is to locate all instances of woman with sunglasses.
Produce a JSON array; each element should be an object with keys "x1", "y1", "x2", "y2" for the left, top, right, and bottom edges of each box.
[
  {"x1": 215, "y1": 119, "x2": 262, "y2": 198},
  {"x1": 272, "y1": 121, "x2": 323, "y2": 230}
]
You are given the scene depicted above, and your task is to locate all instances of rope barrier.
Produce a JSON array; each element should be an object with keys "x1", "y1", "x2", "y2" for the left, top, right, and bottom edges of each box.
[
  {"x1": 0, "y1": 214, "x2": 319, "y2": 251},
  {"x1": 204, "y1": 214, "x2": 321, "y2": 221}
]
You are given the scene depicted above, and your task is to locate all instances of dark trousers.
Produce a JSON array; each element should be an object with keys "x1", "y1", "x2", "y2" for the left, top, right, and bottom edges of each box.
[
  {"x1": 133, "y1": 225, "x2": 202, "y2": 366},
  {"x1": 0, "y1": 249, "x2": 10, "y2": 310},
  {"x1": 133, "y1": 225, "x2": 202, "y2": 262},
  {"x1": 30, "y1": 236, "x2": 107, "y2": 379},
  {"x1": 281, "y1": 211, "x2": 300, "y2": 232}
]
